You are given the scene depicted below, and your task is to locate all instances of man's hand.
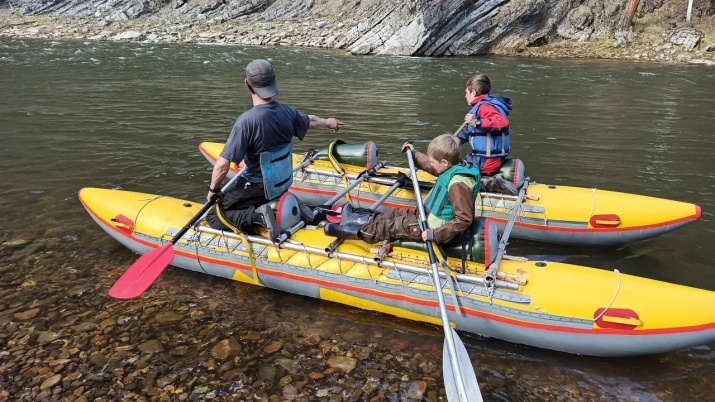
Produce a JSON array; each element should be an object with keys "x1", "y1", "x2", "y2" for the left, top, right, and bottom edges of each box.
[
  {"x1": 207, "y1": 190, "x2": 224, "y2": 203},
  {"x1": 401, "y1": 142, "x2": 414, "y2": 153},
  {"x1": 465, "y1": 113, "x2": 479, "y2": 127},
  {"x1": 327, "y1": 118, "x2": 344, "y2": 133}
]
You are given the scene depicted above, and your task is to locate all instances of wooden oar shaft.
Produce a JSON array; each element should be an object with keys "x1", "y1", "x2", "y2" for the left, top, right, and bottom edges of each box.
[{"x1": 453, "y1": 121, "x2": 468, "y2": 137}]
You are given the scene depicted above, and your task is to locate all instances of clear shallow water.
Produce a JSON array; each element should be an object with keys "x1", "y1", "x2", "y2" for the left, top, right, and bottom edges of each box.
[{"x1": 0, "y1": 39, "x2": 714, "y2": 400}]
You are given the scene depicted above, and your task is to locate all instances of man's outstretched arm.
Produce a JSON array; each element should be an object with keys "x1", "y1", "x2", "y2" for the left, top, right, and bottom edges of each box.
[{"x1": 308, "y1": 115, "x2": 344, "y2": 132}]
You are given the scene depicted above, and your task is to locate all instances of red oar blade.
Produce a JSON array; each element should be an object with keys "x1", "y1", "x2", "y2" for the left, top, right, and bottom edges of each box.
[{"x1": 108, "y1": 243, "x2": 175, "y2": 299}]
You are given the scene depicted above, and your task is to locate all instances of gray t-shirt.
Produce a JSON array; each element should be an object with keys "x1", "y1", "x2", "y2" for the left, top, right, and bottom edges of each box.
[{"x1": 220, "y1": 101, "x2": 310, "y2": 183}]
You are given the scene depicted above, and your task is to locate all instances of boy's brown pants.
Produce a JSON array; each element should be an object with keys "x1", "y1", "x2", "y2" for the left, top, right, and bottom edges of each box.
[{"x1": 358, "y1": 208, "x2": 423, "y2": 244}]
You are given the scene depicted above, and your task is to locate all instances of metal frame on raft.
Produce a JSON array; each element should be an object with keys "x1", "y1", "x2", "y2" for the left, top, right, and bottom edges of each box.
[
  {"x1": 297, "y1": 165, "x2": 534, "y2": 203},
  {"x1": 191, "y1": 225, "x2": 519, "y2": 292},
  {"x1": 184, "y1": 156, "x2": 525, "y2": 299},
  {"x1": 485, "y1": 177, "x2": 530, "y2": 293}
]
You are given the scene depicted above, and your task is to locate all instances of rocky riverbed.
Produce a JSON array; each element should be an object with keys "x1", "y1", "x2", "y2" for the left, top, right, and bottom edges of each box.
[
  {"x1": 0, "y1": 231, "x2": 454, "y2": 402},
  {"x1": 1, "y1": 200, "x2": 714, "y2": 401},
  {"x1": 0, "y1": 233, "x2": 605, "y2": 401}
]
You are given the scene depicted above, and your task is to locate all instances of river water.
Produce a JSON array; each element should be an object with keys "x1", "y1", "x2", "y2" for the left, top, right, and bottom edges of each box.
[{"x1": 0, "y1": 39, "x2": 713, "y2": 401}]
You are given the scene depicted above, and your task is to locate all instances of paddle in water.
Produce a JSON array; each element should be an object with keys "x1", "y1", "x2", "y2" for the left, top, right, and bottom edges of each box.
[
  {"x1": 108, "y1": 153, "x2": 317, "y2": 299},
  {"x1": 405, "y1": 148, "x2": 483, "y2": 402}
]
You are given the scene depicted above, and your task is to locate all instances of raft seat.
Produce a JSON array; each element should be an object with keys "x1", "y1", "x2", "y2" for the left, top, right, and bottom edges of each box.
[{"x1": 388, "y1": 218, "x2": 498, "y2": 267}]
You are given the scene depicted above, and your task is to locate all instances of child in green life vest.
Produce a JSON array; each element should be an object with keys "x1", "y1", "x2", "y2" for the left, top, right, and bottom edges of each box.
[{"x1": 323, "y1": 134, "x2": 480, "y2": 244}]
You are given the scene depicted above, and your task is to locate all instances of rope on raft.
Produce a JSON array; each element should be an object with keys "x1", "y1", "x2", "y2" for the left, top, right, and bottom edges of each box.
[{"x1": 592, "y1": 269, "x2": 622, "y2": 323}]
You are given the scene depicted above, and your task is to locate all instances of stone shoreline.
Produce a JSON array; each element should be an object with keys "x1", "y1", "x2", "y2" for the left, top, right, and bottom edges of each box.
[{"x1": 2, "y1": 10, "x2": 714, "y2": 65}]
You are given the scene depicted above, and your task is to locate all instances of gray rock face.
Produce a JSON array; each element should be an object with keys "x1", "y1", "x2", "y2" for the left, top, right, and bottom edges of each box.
[
  {"x1": 7, "y1": 0, "x2": 647, "y2": 56},
  {"x1": 18, "y1": 0, "x2": 154, "y2": 19},
  {"x1": 663, "y1": 26, "x2": 704, "y2": 51},
  {"x1": 113, "y1": 30, "x2": 144, "y2": 41}
]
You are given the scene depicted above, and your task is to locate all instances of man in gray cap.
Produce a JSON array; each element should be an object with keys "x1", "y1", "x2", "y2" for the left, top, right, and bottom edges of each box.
[{"x1": 205, "y1": 59, "x2": 343, "y2": 241}]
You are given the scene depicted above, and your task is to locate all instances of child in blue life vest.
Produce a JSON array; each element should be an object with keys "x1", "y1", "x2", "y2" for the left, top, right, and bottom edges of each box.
[
  {"x1": 324, "y1": 134, "x2": 480, "y2": 244},
  {"x1": 457, "y1": 74, "x2": 513, "y2": 175}
]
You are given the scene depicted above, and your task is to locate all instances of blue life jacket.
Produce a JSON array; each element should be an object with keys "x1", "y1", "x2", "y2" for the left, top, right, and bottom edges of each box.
[
  {"x1": 466, "y1": 94, "x2": 512, "y2": 158},
  {"x1": 259, "y1": 141, "x2": 294, "y2": 200},
  {"x1": 424, "y1": 162, "x2": 480, "y2": 222}
]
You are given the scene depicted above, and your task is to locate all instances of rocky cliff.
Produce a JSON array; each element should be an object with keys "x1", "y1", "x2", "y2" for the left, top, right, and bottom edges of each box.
[{"x1": 2, "y1": 0, "x2": 714, "y2": 61}]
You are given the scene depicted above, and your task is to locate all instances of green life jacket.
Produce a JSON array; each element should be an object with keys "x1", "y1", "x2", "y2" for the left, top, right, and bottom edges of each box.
[{"x1": 424, "y1": 162, "x2": 481, "y2": 221}]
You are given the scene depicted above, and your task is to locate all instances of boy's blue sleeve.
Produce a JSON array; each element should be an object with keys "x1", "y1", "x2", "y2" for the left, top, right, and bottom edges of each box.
[{"x1": 457, "y1": 126, "x2": 471, "y2": 144}]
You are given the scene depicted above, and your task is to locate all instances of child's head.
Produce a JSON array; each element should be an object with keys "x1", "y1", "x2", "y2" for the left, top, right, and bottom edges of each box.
[
  {"x1": 427, "y1": 134, "x2": 461, "y2": 173},
  {"x1": 465, "y1": 74, "x2": 491, "y2": 103}
]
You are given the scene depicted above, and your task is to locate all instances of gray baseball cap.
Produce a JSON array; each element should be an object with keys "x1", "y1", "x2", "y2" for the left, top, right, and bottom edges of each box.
[{"x1": 246, "y1": 59, "x2": 279, "y2": 99}]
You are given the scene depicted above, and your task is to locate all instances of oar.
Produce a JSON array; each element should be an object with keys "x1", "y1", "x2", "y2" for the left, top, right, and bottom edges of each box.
[
  {"x1": 405, "y1": 149, "x2": 482, "y2": 402},
  {"x1": 453, "y1": 121, "x2": 467, "y2": 136},
  {"x1": 277, "y1": 161, "x2": 387, "y2": 243},
  {"x1": 325, "y1": 177, "x2": 404, "y2": 252},
  {"x1": 434, "y1": 244, "x2": 463, "y2": 315},
  {"x1": 108, "y1": 154, "x2": 317, "y2": 299},
  {"x1": 484, "y1": 177, "x2": 530, "y2": 286}
]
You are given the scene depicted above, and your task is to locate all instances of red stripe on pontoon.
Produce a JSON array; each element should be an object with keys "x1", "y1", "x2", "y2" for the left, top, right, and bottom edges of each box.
[
  {"x1": 255, "y1": 266, "x2": 715, "y2": 336},
  {"x1": 201, "y1": 145, "x2": 700, "y2": 234},
  {"x1": 80, "y1": 194, "x2": 715, "y2": 337},
  {"x1": 488, "y1": 213, "x2": 698, "y2": 233},
  {"x1": 258, "y1": 268, "x2": 456, "y2": 310}
]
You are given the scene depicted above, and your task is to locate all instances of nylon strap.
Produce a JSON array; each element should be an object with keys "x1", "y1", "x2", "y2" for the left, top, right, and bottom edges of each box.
[
  {"x1": 237, "y1": 231, "x2": 260, "y2": 285},
  {"x1": 215, "y1": 204, "x2": 241, "y2": 234},
  {"x1": 217, "y1": 204, "x2": 261, "y2": 285},
  {"x1": 328, "y1": 140, "x2": 351, "y2": 203}
]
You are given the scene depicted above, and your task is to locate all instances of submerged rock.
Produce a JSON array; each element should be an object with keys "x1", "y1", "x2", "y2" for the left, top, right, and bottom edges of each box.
[
  {"x1": 138, "y1": 339, "x2": 165, "y2": 353},
  {"x1": 263, "y1": 340, "x2": 283, "y2": 354},
  {"x1": 282, "y1": 384, "x2": 298, "y2": 400},
  {"x1": 40, "y1": 374, "x2": 62, "y2": 390},
  {"x1": 14, "y1": 308, "x2": 40, "y2": 321},
  {"x1": 2, "y1": 239, "x2": 32, "y2": 249},
  {"x1": 258, "y1": 364, "x2": 277, "y2": 381},
  {"x1": 275, "y1": 358, "x2": 301, "y2": 374},
  {"x1": 155, "y1": 312, "x2": 183, "y2": 325},
  {"x1": 407, "y1": 380, "x2": 427, "y2": 399},
  {"x1": 211, "y1": 338, "x2": 241, "y2": 360},
  {"x1": 327, "y1": 356, "x2": 357, "y2": 373},
  {"x1": 36, "y1": 331, "x2": 60, "y2": 345}
]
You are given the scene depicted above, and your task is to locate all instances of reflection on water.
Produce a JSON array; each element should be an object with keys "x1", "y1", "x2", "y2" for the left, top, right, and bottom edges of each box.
[{"x1": 0, "y1": 39, "x2": 713, "y2": 400}]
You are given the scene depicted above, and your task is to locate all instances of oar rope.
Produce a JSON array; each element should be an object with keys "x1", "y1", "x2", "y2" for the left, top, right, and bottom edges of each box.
[{"x1": 405, "y1": 149, "x2": 482, "y2": 402}]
